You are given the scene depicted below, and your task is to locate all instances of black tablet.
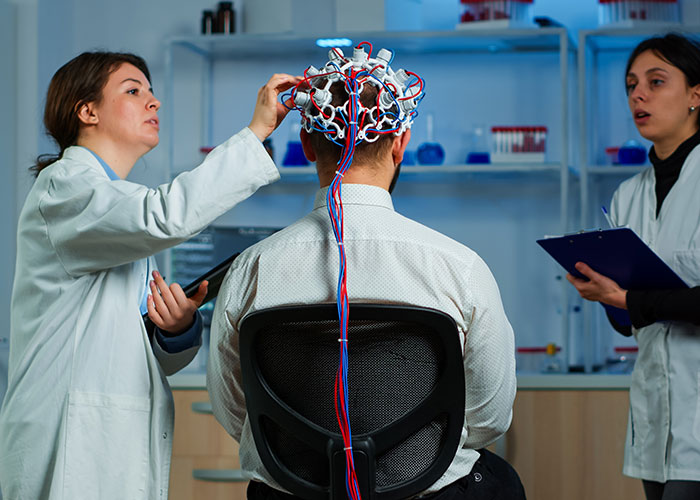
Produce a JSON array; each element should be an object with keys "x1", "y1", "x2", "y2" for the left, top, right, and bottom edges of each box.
[{"x1": 181, "y1": 252, "x2": 240, "y2": 305}]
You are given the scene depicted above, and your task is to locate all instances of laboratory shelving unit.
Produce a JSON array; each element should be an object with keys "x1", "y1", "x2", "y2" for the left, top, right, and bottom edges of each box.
[
  {"x1": 164, "y1": 27, "x2": 577, "y2": 369},
  {"x1": 165, "y1": 28, "x2": 572, "y2": 183},
  {"x1": 577, "y1": 25, "x2": 700, "y2": 372}
]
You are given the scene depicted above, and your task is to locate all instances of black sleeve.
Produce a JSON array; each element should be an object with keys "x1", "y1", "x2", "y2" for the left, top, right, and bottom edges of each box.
[
  {"x1": 605, "y1": 310, "x2": 633, "y2": 337},
  {"x1": 626, "y1": 286, "x2": 700, "y2": 328}
]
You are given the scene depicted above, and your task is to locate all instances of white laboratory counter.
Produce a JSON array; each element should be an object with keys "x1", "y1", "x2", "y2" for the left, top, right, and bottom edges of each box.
[
  {"x1": 515, "y1": 373, "x2": 631, "y2": 389},
  {"x1": 167, "y1": 373, "x2": 632, "y2": 391}
]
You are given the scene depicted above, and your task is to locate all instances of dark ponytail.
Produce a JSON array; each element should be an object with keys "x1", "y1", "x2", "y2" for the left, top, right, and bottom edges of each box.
[{"x1": 32, "y1": 51, "x2": 151, "y2": 176}]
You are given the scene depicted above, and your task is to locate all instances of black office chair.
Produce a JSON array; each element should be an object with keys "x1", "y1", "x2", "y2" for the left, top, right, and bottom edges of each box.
[{"x1": 239, "y1": 303, "x2": 465, "y2": 500}]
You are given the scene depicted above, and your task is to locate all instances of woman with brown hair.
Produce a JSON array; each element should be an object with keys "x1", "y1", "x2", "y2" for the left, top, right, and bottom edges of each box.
[{"x1": 0, "y1": 51, "x2": 298, "y2": 499}]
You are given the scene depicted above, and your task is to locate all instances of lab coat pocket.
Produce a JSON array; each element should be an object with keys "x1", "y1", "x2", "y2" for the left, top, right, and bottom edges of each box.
[
  {"x1": 672, "y1": 250, "x2": 700, "y2": 286},
  {"x1": 63, "y1": 391, "x2": 150, "y2": 500},
  {"x1": 629, "y1": 371, "x2": 651, "y2": 450}
]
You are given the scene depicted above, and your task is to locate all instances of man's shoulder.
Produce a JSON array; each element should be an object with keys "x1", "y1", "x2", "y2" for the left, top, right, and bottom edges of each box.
[
  {"x1": 231, "y1": 213, "x2": 322, "y2": 261},
  {"x1": 388, "y1": 212, "x2": 482, "y2": 263}
]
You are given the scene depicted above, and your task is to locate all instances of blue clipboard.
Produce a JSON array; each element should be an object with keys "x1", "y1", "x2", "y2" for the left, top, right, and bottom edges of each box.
[{"x1": 537, "y1": 227, "x2": 688, "y2": 326}]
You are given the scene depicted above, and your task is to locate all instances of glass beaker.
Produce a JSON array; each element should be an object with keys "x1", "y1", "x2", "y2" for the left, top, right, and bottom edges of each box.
[
  {"x1": 416, "y1": 112, "x2": 445, "y2": 165},
  {"x1": 466, "y1": 123, "x2": 490, "y2": 164}
]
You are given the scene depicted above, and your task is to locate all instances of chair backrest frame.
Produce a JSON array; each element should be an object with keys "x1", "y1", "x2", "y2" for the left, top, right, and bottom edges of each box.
[{"x1": 239, "y1": 303, "x2": 465, "y2": 500}]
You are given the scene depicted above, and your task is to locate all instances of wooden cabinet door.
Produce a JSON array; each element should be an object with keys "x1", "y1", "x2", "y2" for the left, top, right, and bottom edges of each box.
[
  {"x1": 170, "y1": 390, "x2": 248, "y2": 500},
  {"x1": 507, "y1": 390, "x2": 643, "y2": 500}
]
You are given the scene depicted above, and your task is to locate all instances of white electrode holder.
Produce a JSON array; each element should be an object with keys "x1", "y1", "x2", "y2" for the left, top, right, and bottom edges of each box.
[{"x1": 290, "y1": 45, "x2": 425, "y2": 145}]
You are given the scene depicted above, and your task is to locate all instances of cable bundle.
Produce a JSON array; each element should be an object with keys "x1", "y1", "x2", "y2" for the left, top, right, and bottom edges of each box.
[
  {"x1": 282, "y1": 42, "x2": 425, "y2": 500},
  {"x1": 328, "y1": 63, "x2": 361, "y2": 500}
]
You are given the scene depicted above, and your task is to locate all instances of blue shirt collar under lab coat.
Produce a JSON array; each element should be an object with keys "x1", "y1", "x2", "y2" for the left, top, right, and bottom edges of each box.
[{"x1": 84, "y1": 148, "x2": 120, "y2": 181}]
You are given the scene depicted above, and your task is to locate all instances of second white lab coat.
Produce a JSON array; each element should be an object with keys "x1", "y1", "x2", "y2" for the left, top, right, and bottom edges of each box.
[
  {"x1": 610, "y1": 144, "x2": 700, "y2": 482},
  {"x1": 0, "y1": 128, "x2": 279, "y2": 500}
]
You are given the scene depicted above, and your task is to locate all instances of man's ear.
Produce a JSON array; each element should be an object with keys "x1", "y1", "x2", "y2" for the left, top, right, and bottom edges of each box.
[
  {"x1": 391, "y1": 129, "x2": 411, "y2": 166},
  {"x1": 76, "y1": 101, "x2": 99, "y2": 126},
  {"x1": 300, "y1": 128, "x2": 317, "y2": 162}
]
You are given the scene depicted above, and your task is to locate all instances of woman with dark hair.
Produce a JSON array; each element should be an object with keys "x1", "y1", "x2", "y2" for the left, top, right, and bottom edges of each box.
[
  {"x1": 567, "y1": 33, "x2": 700, "y2": 500},
  {"x1": 0, "y1": 51, "x2": 298, "y2": 499}
]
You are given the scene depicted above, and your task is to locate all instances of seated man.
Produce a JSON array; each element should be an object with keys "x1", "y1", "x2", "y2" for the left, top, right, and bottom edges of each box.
[{"x1": 208, "y1": 45, "x2": 523, "y2": 500}]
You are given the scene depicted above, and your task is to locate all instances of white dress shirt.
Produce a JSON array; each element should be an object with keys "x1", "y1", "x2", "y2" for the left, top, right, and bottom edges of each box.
[{"x1": 208, "y1": 183, "x2": 516, "y2": 495}]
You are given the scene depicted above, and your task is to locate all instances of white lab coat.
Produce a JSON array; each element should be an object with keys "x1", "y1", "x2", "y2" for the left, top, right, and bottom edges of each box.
[
  {"x1": 0, "y1": 128, "x2": 279, "y2": 500},
  {"x1": 610, "y1": 144, "x2": 700, "y2": 482}
]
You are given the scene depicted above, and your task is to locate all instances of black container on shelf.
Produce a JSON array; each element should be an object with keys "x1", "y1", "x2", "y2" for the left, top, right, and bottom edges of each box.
[
  {"x1": 201, "y1": 10, "x2": 216, "y2": 34},
  {"x1": 217, "y1": 2, "x2": 235, "y2": 34}
]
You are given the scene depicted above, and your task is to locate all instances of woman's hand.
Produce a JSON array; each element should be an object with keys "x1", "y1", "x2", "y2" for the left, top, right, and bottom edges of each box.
[
  {"x1": 566, "y1": 262, "x2": 628, "y2": 309},
  {"x1": 248, "y1": 73, "x2": 303, "y2": 142},
  {"x1": 147, "y1": 271, "x2": 208, "y2": 336}
]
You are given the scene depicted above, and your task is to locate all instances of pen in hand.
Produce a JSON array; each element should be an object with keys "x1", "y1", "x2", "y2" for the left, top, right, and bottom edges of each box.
[{"x1": 601, "y1": 206, "x2": 615, "y2": 228}]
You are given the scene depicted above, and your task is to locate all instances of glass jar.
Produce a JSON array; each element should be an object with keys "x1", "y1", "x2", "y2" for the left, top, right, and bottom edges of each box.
[
  {"x1": 217, "y1": 1, "x2": 235, "y2": 34},
  {"x1": 201, "y1": 10, "x2": 215, "y2": 34}
]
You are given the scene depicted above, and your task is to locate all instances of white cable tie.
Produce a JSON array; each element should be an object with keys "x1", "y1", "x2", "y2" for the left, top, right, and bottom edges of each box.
[
  {"x1": 335, "y1": 170, "x2": 344, "y2": 177},
  {"x1": 338, "y1": 338, "x2": 348, "y2": 342},
  {"x1": 337, "y1": 241, "x2": 343, "y2": 246},
  {"x1": 344, "y1": 446, "x2": 352, "y2": 451}
]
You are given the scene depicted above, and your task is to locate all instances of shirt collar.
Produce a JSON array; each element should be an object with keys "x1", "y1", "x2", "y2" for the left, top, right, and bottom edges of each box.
[
  {"x1": 83, "y1": 147, "x2": 120, "y2": 181},
  {"x1": 313, "y1": 184, "x2": 394, "y2": 211}
]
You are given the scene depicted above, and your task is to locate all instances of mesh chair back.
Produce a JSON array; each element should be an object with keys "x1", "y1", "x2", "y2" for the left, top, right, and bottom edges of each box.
[{"x1": 240, "y1": 304, "x2": 465, "y2": 500}]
